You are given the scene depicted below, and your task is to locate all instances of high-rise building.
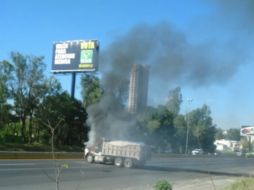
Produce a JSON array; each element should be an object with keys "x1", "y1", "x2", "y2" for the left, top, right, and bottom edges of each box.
[{"x1": 128, "y1": 64, "x2": 149, "y2": 113}]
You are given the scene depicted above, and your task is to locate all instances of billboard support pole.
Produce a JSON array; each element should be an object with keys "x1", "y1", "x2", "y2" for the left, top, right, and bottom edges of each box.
[{"x1": 71, "y1": 72, "x2": 76, "y2": 99}]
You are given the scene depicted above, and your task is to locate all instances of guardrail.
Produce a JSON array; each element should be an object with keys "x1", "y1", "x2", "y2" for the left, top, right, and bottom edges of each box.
[{"x1": 0, "y1": 151, "x2": 83, "y2": 159}]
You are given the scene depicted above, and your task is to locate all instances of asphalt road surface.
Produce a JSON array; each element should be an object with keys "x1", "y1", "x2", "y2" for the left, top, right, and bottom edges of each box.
[{"x1": 0, "y1": 156, "x2": 253, "y2": 190}]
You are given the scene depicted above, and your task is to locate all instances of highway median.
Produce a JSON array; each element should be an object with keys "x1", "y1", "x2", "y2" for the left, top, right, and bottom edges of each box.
[{"x1": 0, "y1": 151, "x2": 83, "y2": 159}]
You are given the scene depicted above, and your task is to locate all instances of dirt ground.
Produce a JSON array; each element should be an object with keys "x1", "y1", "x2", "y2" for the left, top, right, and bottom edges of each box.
[{"x1": 115, "y1": 176, "x2": 239, "y2": 190}]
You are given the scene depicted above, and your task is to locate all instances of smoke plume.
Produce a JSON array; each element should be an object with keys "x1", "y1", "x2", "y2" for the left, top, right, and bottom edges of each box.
[
  {"x1": 86, "y1": 93, "x2": 136, "y2": 146},
  {"x1": 101, "y1": 21, "x2": 251, "y2": 87},
  {"x1": 86, "y1": 1, "x2": 253, "y2": 145}
]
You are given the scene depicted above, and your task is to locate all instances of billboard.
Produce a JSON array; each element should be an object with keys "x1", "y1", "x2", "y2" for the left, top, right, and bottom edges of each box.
[
  {"x1": 52, "y1": 40, "x2": 99, "y2": 73},
  {"x1": 240, "y1": 126, "x2": 254, "y2": 136}
]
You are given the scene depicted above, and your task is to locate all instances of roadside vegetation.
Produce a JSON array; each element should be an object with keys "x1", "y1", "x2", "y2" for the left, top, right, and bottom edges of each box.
[
  {"x1": 0, "y1": 53, "x2": 89, "y2": 151},
  {"x1": 0, "y1": 142, "x2": 82, "y2": 152},
  {"x1": 154, "y1": 180, "x2": 172, "y2": 190},
  {"x1": 0, "y1": 52, "x2": 243, "y2": 153},
  {"x1": 225, "y1": 178, "x2": 254, "y2": 190}
]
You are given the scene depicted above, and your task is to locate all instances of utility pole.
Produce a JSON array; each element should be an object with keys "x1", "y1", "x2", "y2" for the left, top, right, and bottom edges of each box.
[
  {"x1": 185, "y1": 112, "x2": 190, "y2": 154},
  {"x1": 185, "y1": 98, "x2": 193, "y2": 154},
  {"x1": 248, "y1": 135, "x2": 252, "y2": 152}
]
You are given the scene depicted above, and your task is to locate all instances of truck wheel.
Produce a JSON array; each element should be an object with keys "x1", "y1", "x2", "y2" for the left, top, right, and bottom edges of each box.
[
  {"x1": 114, "y1": 157, "x2": 123, "y2": 167},
  {"x1": 87, "y1": 154, "x2": 94, "y2": 163},
  {"x1": 123, "y1": 158, "x2": 133, "y2": 168}
]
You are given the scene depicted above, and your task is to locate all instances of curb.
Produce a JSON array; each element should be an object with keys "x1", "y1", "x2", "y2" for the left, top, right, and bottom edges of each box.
[{"x1": 144, "y1": 165, "x2": 254, "y2": 177}]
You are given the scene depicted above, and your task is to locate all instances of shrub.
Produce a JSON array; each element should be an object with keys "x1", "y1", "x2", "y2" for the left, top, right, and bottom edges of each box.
[
  {"x1": 0, "y1": 123, "x2": 23, "y2": 143},
  {"x1": 154, "y1": 180, "x2": 172, "y2": 190}
]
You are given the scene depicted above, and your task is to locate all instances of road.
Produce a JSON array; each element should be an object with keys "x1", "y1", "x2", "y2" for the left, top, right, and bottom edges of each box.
[{"x1": 0, "y1": 156, "x2": 253, "y2": 190}]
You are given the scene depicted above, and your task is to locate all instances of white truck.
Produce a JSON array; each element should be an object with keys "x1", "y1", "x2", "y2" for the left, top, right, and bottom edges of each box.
[{"x1": 84, "y1": 140, "x2": 151, "y2": 168}]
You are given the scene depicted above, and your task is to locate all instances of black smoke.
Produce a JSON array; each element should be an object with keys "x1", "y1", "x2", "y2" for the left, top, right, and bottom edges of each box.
[
  {"x1": 86, "y1": 1, "x2": 253, "y2": 145},
  {"x1": 101, "y1": 21, "x2": 251, "y2": 88}
]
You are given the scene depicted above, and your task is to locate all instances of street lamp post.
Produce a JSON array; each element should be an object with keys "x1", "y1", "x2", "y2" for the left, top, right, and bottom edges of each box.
[{"x1": 185, "y1": 98, "x2": 193, "y2": 154}]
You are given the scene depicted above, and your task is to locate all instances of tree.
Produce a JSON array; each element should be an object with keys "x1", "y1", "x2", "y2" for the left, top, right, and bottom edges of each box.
[
  {"x1": 8, "y1": 52, "x2": 48, "y2": 142},
  {"x1": 148, "y1": 105, "x2": 175, "y2": 148},
  {"x1": 25, "y1": 55, "x2": 47, "y2": 143},
  {"x1": 80, "y1": 75, "x2": 102, "y2": 108},
  {"x1": 43, "y1": 76, "x2": 62, "y2": 97},
  {"x1": 7, "y1": 52, "x2": 58, "y2": 143},
  {"x1": 9, "y1": 52, "x2": 28, "y2": 140},
  {"x1": 173, "y1": 115, "x2": 187, "y2": 153},
  {"x1": 188, "y1": 105, "x2": 216, "y2": 153},
  {"x1": 147, "y1": 120, "x2": 160, "y2": 133},
  {"x1": 135, "y1": 106, "x2": 158, "y2": 143},
  {"x1": 36, "y1": 92, "x2": 88, "y2": 147},
  {"x1": 225, "y1": 128, "x2": 240, "y2": 141},
  {"x1": 0, "y1": 60, "x2": 13, "y2": 128},
  {"x1": 215, "y1": 128, "x2": 225, "y2": 139},
  {"x1": 166, "y1": 87, "x2": 182, "y2": 115}
]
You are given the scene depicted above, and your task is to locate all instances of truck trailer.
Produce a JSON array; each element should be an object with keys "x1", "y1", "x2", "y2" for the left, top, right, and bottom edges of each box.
[{"x1": 84, "y1": 140, "x2": 151, "y2": 168}]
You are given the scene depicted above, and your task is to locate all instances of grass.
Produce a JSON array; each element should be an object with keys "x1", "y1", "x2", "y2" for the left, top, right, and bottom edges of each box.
[{"x1": 225, "y1": 178, "x2": 254, "y2": 190}]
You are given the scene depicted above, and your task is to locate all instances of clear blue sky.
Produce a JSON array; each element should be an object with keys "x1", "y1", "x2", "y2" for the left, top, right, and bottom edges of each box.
[{"x1": 1, "y1": 0, "x2": 254, "y2": 129}]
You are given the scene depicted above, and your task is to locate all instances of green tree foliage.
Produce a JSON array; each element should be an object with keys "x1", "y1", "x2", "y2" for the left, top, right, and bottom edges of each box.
[
  {"x1": 43, "y1": 76, "x2": 62, "y2": 97},
  {"x1": 173, "y1": 115, "x2": 187, "y2": 153},
  {"x1": 225, "y1": 128, "x2": 240, "y2": 141},
  {"x1": 0, "y1": 61, "x2": 13, "y2": 128},
  {"x1": 8, "y1": 52, "x2": 48, "y2": 142},
  {"x1": 215, "y1": 128, "x2": 240, "y2": 141},
  {"x1": 36, "y1": 92, "x2": 88, "y2": 146},
  {"x1": 139, "y1": 106, "x2": 175, "y2": 149},
  {"x1": 166, "y1": 87, "x2": 182, "y2": 115},
  {"x1": 155, "y1": 106, "x2": 175, "y2": 148},
  {"x1": 135, "y1": 106, "x2": 157, "y2": 142},
  {"x1": 0, "y1": 52, "x2": 92, "y2": 149},
  {"x1": 0, "y1": 52, "x2": 63, "y2": 144},
  {"x1": 147, "y1": 120, "x2": 160, "y2": 132},
  {"x1": 215, "y1": 128, "x2": 225, "y2": 139},
  {"x1": 188, "y1": 105, "x2": 216, "y2": 153},
  {"x1": 80, "y1": 75, "x2": 102, "y2": 108},
  {"x1": 9, "y1": 52, "x2": 28, "y2": 139},
  {"x1": 0, "y1": 61, "x2": 13, "y2": 102},
  {"x1": 79, "y1": 80, "x2": 216, "y2": 153}
]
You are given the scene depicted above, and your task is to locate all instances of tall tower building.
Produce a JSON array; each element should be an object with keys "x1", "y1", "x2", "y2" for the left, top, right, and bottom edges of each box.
[{"x1": 128, "y1": 64, "x2": 149, "y2": 113}]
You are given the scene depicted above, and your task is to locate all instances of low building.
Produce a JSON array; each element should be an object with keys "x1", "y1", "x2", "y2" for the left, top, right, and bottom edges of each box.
[{"x1": 214, "y1": 139, "x2": 240, "y2": 152}]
